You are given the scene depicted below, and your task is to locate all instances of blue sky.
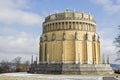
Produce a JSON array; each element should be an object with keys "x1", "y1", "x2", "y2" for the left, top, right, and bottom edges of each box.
[{"x1": 0, "y1": 0, "x2": 120, "y2": 64}]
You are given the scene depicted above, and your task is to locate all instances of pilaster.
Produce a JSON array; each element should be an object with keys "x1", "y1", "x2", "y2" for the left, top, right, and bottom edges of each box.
[
  {"x1": 95, "y1": 42, "x2": 98, "y2": 64},
  {"x1": 75, "y1": 40, "x2": 78, "y2": 64},
  {"x1": 62, "y1": 40, "x2": 65, "y2": 63}
]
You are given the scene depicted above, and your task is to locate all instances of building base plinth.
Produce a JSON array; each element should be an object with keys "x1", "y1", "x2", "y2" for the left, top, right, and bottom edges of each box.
[{"x1": 28, "y1": 63, "x2": 113, "y2": 74}]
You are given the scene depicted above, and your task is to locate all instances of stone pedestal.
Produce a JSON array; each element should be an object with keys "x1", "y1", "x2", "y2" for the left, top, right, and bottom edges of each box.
[{"x1": 28, "y1": 63, "x2": 113, "y2": 74}]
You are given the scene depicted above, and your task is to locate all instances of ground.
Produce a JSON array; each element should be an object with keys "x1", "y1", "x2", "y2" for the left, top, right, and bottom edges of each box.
[{"x1": 0, "y1": 72, "x2": 119, "y2": 80}]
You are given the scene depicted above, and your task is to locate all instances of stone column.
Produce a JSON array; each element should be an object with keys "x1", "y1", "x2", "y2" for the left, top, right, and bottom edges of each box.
[
  {"x1": 72, "y1": 22, "x2": 75, "y2": 30},
  {"x1": 54, "y1": 23, "x2": 56, "y2": 31},
  {"x1": 64, "y1": 22, "x2": 66, "y2": 30},
  {"x1": 89, "y1": 24, "x2": 90, "y2": 31},
  {"x1": 75, "y1": 22, "x2": 76, "y2": 30},
  {"x1": 60, "y1": 22, "x2": 61, "y2": 30},
  {"x1": 87, "y1": 23, "x2": 89, "y2": 31},
  {"x1": 79, "y1": 22, "x2": 81, "y2": 30},
  {"x1": 62, "y1": 22, "x2": 64, "y2": 30},
  {"x1": 57, "y1": 22, "x2": 60, "y2": 30},
  {"x1": 51, "y1": 23, "x2": 53, "y2": 31},
  {"x1": 81, "y1": 22, "x2": 83, "y2": 30},
  {"x1": 68, "y1": 22, "x2": 69, "y2": 29},
  {"x1": 71, "y1": 22, "x2": 72, "y2": 29}
]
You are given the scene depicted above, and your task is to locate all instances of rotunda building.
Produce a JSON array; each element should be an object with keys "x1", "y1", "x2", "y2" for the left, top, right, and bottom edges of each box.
[
  {"x1": 39, "y1": 9, "x2": 100, "y2": 64},
  {"x1": 29, "y1": 9, "x2": 113, "y2": 74}
]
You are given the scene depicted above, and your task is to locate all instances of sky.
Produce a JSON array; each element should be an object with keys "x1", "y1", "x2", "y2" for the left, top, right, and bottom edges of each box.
[{"x1": 0, "y1": 0, "x2": 120, "y2": 64}]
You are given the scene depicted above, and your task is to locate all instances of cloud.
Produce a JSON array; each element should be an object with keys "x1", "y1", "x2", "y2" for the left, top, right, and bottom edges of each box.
[
  {"x1": 90, "y1": 0, "x2": 120, "y2": 13},
  {"x1": 0, "y1": 9, "x2": 43, "y2": 26},
  {"x1": 0, "y1": 0, "x2": 29, "y2": 9},
  {"x1": 101, "y1": 39, "x2": 116, "y2": 55},
  {"x1": 0, "y1": 0, "x2": 43, "y2": 26},
  {"x1": 0, "y1": 0, "x2": 43, "y2": 62},
  {"x1": 0, "y1": 28, "x2": 39, "y2": 62},
  {"x1": 98, "y1": 27, "x2": 119, "y2": 64},
  {"x1": 100, "y1": 38, "x2": 118, "y2": 64}
]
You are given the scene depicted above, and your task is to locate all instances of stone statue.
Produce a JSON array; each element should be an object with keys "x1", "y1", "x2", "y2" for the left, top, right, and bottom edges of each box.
[
  {"x1": 86, "y1": 33, "x2": 88, "y2": 40},
  {"x1": 75, "y1": 32, "x2": 78, "y2": 40},
  {"x1": 102, "y1": 55, "x2": 105, "y2": 64},
  {"x1": 107, "y1": 55, "x2": 109, "y2": 64},
  {"x1": 36, "y1": 56, "x2": 38, "y2": 64},
  {"x1": 31, "y1": 55, "x2": 33, "y2": 64},
  {"x1": 63, "y1": 32, "x2": 66, "y2": 40},
  {"x1": 93, "y1": 34, "x2": 96, "y2": 41},
  {"x1": 40, "y1": 37, "x2": 42, "y2": 42},
  {"x1": 44, "y1": 35, "x2": 47, "y2": 41},
  {"x1": 52, "y1": 33, "x2": 55, "y2": 40},
  {"x1": 98, "y1": 36, "x2": 100, "y2": 42}
]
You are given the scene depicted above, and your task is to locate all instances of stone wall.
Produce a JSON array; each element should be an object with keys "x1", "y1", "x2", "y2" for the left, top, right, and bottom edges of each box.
[
  {"x1": 39, "y1": 30, "x2": 100, "y2": 64},
  {"x1": 28, "y1": 64, "x2": 113, "y2": 74}
]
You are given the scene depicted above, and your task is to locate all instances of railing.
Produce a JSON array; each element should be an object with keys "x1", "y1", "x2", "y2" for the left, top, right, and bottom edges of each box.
[{"x1": 44, "y1": 17, "x2": 96, "y2": 24}]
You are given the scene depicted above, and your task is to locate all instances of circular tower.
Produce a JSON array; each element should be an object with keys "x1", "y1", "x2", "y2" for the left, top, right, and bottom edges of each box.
[
  {"x1": 29, "y1": 9, "x2": 113, "y2": 74},
  {"x1": 39, "y1": 9, "x2": 101, "y2": 64}
]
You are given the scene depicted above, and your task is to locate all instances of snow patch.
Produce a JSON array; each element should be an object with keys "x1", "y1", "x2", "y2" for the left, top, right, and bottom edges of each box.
[{"x1": 0, "y1": 72, "x2": 34, "y2": 76}]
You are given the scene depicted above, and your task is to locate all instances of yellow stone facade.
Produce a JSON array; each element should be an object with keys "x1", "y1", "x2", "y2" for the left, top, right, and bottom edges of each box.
[{"x1": 39, "y1": 9, "x2": 101, "y2": 64}]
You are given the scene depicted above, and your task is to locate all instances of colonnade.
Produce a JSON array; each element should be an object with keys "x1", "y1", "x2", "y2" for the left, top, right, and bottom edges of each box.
[{"x1": 43, "y1": 21, "x2": 96, "y2": 33}]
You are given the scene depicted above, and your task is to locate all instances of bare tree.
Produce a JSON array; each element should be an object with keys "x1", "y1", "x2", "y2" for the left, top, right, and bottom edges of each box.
[
  {"x1": 23, "y1": 60, "x2": 30, "y2": 71},
  {"x1": 114, "y1": 25, "x2": 120, "y2": 61},
  {"x1": 0, "y1": 57, "x2": 30, "y2": 73},
  {"x1": 12, "y1": 57, "x2": 22, "y2": 72},
  {"x1": 0, "y1": 60, "x2": 10, "y2": 73}
]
